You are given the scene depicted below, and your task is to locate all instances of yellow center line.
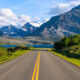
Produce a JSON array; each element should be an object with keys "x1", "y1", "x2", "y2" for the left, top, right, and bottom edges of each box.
[
  {"x1": 31, "y1": 51, "x2": 40, "y2": 80},
  {"x1": 36, "y1": 52, "x2": 40, "y2": 80}
]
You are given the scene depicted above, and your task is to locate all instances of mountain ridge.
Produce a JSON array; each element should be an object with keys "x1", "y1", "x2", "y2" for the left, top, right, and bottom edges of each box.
[
  {"x1": 0, "y1": 23, "x2": 37, "y2": 37},
  {"x1": 29, "y1": 5, "x2": 80, "y2": 41},
  {"x1": 0, "y1": 5, "x2": 80, "y2": 41}
]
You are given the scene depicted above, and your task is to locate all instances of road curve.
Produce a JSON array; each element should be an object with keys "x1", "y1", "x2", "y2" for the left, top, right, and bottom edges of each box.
[{"x1": 0, "y1": 49, "x2": 80, "y2": 80}]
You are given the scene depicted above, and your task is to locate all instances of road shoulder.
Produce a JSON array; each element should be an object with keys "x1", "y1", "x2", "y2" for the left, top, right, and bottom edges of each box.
[{"x1": 49, "y1": 49, "x2": 80, "y2": 68}]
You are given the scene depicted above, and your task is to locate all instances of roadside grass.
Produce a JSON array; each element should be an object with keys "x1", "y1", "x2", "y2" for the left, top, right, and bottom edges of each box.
[
  {"x1": 0, "y1": 50, "x2": 30, "y2": 64},
  {"x1": 49, "y1": 49, "x2": 80, "y2": 67}
]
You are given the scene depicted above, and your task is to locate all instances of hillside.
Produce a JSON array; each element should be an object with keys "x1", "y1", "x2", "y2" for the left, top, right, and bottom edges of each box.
[
  {"x1": 29, "y1": 5, "x2": 80, "y2": 41},
  {"x1": 0, "y1": 37, "x2": 52, "y2": 45},
  {"x1": 0, "y1": 23, "x2": 37, "y2": 37}
]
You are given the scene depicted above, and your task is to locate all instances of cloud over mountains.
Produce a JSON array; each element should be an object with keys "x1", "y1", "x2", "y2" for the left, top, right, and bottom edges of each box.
[
  {"x1": 0, "y1": 8, "x2": 48, "y2": 28},
  {"x1": 49, "y1": 1, "x2": 80, "y2": 16},
  {"x1": 0, "y1": 0, "x2": 80, "y2": 28}
]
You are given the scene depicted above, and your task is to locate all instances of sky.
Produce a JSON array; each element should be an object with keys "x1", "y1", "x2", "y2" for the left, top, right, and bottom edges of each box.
[{"x1": 0, "y1": 0, "x2": 80, "y2": 27}]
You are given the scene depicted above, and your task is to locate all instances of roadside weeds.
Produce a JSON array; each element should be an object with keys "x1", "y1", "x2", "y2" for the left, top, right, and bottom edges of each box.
[
  {"x1": 49, "y1": 49, "x2": 80, "y2": 68},
  {"x1": 0, "y1": 50, "x2": 30, "y2": 64}
]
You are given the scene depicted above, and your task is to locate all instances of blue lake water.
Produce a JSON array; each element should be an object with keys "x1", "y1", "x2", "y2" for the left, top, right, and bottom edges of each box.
[
  {"x1": 1, "y1": 45, "x2": 17, "y2": 48},
  {"x1": 1, "y1": 45, "x2": 53, "y2": 48}
]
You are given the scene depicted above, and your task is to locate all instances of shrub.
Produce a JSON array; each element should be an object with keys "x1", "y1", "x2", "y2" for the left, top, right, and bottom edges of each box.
[
  {"x1": 54, "y1": 35, "x2": 80, "y2": 59},
  {"x1": 0, "y1": 47, "x2": 8, "y2": 57},
  {"x1": 54, "y1": 35, "x2": 80, "y2": 50},
  {"x1": 0, "y1": 44, "x2": 30, "y2": 58},
  {"x1": 7, "y1": 45, "x2": 30, "y2": 52}
]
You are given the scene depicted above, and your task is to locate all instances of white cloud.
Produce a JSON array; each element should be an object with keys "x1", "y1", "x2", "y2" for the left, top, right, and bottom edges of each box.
[
  {"x1": 17, "y1": 15, "x2": 31, "y2": 27},
  {"x1": 43, "y1": 18, "x2": 49, "y2": 22},
  {"x1": 31, "y1": 17, "x2": 49, "y2": 27},
  {"x1": 0, "y1": 8, "x2": 17, "y2": 19},
  {"x1": 31, "y1": 17, "x2": 42, "y2": 27},
  {"x1": 0, "y1": 8, "x2": 45, "y2": 28},
  {"x1": 0, "y1": 8, "x2": 18, "y2": 27},
  {"x1": 31, "y1": 23, "x2": 41, "y2": 27},
  {"x1": 49, "y1": 1, "x2": 80, "y2": 16}
]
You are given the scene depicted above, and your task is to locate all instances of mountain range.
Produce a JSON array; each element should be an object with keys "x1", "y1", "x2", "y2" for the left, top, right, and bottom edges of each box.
[
  {"x1": 21, "y1": 22, "x2": 37, "y2": 34},
  {"x1": 0, "y1": 5, "x2": 80, "y2": 41},
  {"x1": 29, "y1": 5, "x2": 80, "y2": 41},
  {"x1": 0, "y1": 23, "x2": 38, "y2": 37}
]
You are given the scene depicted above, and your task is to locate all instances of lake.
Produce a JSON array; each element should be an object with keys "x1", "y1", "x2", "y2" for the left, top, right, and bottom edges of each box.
[{"x1": 1, "y1": 44, "x2": 53, "y2": 48}]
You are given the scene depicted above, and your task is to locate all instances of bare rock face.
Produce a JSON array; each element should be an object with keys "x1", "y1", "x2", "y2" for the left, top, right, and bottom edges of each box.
[
  {"x1": 0, "y1": 23, "x2": 38, "y2": 37},
  {"x1": 30, "y1": 5, "x2": 80, "y2": 41}
]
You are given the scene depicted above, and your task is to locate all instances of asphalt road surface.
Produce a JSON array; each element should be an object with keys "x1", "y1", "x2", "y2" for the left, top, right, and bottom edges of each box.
[{"x1": 0, "y1": 49, "x2": 80, "y2": 80}]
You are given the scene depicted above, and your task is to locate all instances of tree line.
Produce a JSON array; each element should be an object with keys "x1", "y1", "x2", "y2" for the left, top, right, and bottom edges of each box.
[
  {"x1": 54, "y1": 35, "x2": 80, "y2": 59},
  {"x1": 54, "y1": 35, "x2": 80, "y2": 49}
]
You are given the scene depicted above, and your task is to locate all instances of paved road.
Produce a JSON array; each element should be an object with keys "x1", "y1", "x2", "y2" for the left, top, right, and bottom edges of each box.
[{"x1": 0, "y1": 49, "x2": 80, "y2": 80}]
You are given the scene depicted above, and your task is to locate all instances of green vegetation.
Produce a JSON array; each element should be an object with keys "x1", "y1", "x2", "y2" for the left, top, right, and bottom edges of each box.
[
  {"x1": 54, "y1": 35, "x2": 80, "y2": 49},
  {"x1": 0, "y1": 45, "x2": 31, "y2": 64},
  {"x1": 54, "y1": 35, "x2": 80, "y2": 58},
  {"x1": 49, "y1": 50, "x2": 80, "y2": 67},
  {"x1": 50, "y1": 34, "x2": 80, "y2": 67}
]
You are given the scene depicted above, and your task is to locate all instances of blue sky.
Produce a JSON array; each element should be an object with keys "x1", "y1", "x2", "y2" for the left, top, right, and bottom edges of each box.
[
  {"x1": 0, "y1": 0, "x2": 80, "y2": 27},
  {"x1": 0, "y1": 0, "x2": 67, "y2": 18}
]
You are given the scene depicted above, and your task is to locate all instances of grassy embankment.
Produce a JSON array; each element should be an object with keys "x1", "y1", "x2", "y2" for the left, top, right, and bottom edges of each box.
[
  {"x1": 49, "y1": 35, "x2": 80, "y2": 67},
  {"x1": 0, "y1": 45, "x2": 32, "y2": 64},
  {"x1": 49, "y1": 49, "x2": 80, "y2": 67}
]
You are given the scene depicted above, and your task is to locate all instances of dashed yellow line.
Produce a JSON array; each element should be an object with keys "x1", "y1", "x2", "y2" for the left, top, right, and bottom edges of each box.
[{"x1": 31, "y1": 51, "x2": 40, "y2": 80}]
